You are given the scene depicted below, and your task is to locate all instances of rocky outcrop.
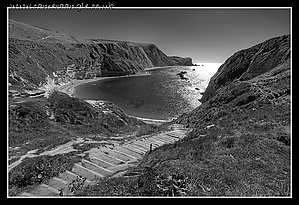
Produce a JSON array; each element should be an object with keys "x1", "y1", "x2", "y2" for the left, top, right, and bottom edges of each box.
[
  {"x1": 200, "y1": 34, "x2": 290, "y2": 103},
  {"x1": 8, "y1": 19, "x2": 193, "y2": 93},
  {"x1": 170, "y1": 56, "x2": 193, "y2": 66}
]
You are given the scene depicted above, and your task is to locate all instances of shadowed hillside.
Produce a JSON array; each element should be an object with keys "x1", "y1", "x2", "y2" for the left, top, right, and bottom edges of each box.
[{"x1": 74, "y1": 34, "x2": 291, "y2": 197}]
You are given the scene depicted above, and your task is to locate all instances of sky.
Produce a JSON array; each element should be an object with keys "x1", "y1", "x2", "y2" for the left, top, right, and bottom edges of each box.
[{"x1": 9, "y1": 8, "x2": 291, "y2": 63}]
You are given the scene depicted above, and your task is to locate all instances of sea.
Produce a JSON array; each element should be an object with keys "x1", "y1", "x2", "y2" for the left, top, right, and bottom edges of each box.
[{"x1": 73, "y1": 63, "x2": 221, "y2": 122}]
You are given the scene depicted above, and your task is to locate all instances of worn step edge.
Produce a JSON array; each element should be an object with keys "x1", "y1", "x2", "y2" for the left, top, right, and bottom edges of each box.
[
  {"x1": 152, "y1": 135, "x2": 175, "y2": 142},
  {"x1": 126, "y1": 144, "x2": 148, "y2": 153},
  {"x1": 114, "y1": 145, "x2": 144, "y2": 157},
  {"x1": 164, "y1": 133, "x2": 182, "y2": 139},
  {"x1": 72, "y1": 163, "x2": 104, "y2": 181},
  {"x1": 47, "y1": 177, "x2": 68, "y2": 193},
  {"x1": 81, "y1": 159, "x2": 113, "y2": 176},
  {"x1": 144, "y1": 137, "x2": 168, "y2": 145},
  {"x1": 132, "y1": 141, "x2": 152, "y2": 150},
  {"x1": 90, "y1": 151, "x2": 126, "y2": 165},
  {"x1": 122, "y1": 144, "x2": 144, "y2": 154},
  {"x1": 151, "y1": 135, "x2": 176, "y2": 142},
  {"x1": 97, "y1": 149, "x2": 133, "y2": 162},
  {"x1": 124, "y1": 144, "x2": 147, "y2": 153},
  {"x1": 40, "y1": 184, "x2": 60, "y2": 195},
  {"x1": 103, "y1": 147, "x2": 138, "y2": 160},
  {"x1": 134, "y1": 140, "x2": 157, "y2": 148},
  {"x1": 98, "y1": 151, "x2": 128, "y2": 163},
  {"x1": 140, "y1": 140, "x2": 161, "y2": 148},
  {"x1": 90, "y1": 156, "x2": 116, "y2": 168}
]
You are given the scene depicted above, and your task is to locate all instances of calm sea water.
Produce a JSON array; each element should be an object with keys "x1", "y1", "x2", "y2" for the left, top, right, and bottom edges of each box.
[{"x1": 73, "y1": 64, "x2": 220, "y2": 121}]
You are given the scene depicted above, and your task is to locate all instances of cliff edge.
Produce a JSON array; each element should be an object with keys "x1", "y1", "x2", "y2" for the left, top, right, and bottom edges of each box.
[
  {"x1": 8, "y1": 19, "x2": 193, "y2": 94},
  {"x1": 200, "y1": 35, "x2": 290, "y2": 103}
]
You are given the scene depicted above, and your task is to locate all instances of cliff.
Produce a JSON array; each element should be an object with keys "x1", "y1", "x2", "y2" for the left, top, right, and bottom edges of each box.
[
  {"x1": 135, "y1": 34, "x2": 290, "y2": 196},
  {"x1": 200, "y1": 35, "x2": 290, "y2": 103},
  {"x1": 8, "y1": 19, "x2": 192, "y2": 93},
  {"x1": 170, "y1": 56, "x2": 194, "y2": 66}
]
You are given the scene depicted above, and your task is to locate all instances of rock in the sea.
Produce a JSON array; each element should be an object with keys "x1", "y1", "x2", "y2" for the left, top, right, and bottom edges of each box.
[{"x1": 176, "y1": 71, "x2": 188, "y2": 80}]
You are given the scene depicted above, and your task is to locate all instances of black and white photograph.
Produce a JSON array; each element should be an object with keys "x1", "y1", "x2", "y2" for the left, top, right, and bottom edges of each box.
[{"x1": 7, "y1": 6, "x2": 291, "y2": 197}]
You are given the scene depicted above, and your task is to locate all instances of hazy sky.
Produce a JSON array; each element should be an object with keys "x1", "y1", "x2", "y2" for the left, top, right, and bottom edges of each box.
[{"x1": 9, "y1": 8, "x2": 290, "y2": 63}]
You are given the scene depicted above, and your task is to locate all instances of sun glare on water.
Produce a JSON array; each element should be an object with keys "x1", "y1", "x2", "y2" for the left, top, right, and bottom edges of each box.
[{"x1": 193, "y1": 63, "x2": 222, "y2": 79}]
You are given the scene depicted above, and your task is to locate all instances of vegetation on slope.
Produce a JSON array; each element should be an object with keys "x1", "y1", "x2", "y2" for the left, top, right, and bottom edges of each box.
[
  {"x1": 73, "y1": 36, "x2": 291, "y2": 197},
  {"x1": 74, "y1": 96, "x2": 290, "y2": 196},
  {"x1": 8, "y1": 91, "x2": 149, "y2": 196}
]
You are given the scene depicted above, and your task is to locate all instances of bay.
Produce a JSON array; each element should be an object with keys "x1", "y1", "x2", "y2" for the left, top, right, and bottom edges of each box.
[{"x1": 73, "y1": 64, "x2": 220, "y2": 121}]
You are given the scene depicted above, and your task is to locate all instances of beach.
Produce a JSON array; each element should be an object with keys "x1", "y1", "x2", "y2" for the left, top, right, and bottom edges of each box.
[{"x1": 56, "y1": 72, "x2": 151, "y2": 97}]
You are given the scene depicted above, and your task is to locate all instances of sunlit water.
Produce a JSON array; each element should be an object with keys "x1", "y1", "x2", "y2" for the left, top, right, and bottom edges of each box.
[{"x1": 74, "y1": 63, "x2": 221, "y2": 121}]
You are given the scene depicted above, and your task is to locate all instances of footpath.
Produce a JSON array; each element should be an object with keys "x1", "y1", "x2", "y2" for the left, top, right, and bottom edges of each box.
[{"x1": 20, "y1": 124, "x2": 189, "y2": 197}]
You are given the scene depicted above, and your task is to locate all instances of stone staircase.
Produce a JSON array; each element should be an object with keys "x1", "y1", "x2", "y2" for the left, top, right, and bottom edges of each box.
[{"x1": 20, "y1": 124, "x2": 189, "y2": 197}]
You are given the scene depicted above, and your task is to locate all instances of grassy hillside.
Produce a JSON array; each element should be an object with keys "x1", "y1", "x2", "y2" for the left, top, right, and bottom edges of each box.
[{"x1": 73, "y1": 36, "x2": 291, "y2": 197}]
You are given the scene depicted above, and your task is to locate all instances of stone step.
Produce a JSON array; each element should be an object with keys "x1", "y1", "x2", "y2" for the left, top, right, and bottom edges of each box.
[
  {"x1": 60, "y1": 170, "x2": 78, "y2": 183},
  {"x1": 140, "y1": 140, "x2": 161, "y2": 148},
  {"x1": 41, "y1": 184, "x2": 60, "y2": 195},
  {"x1": 102, "y1": 147, "x2": 139, "y2": 161},
  {"x1": 144, "y1": 137, "x2": 167, "y2": 145},
  {"x1": 151, "y1": 135, "x2": 176, "y2": 143},
  {"x1": 172, "y1": 131, "x2": 187, "y2": 136},
  {"x1": 134, "y1": 140, "x2": 158, "y2": 148},
  {"x1": 156, "y1": 132, "x2": 179, "y2": 140},
  {"x1": 118, "y1": 145, "x2": 145, "y2": 156},
  {"x1": 109, "y1": 163, "x2": 133, "y2": 173},
  {"x1": 169, "y1": 124, "x2": 186, "y2": 129},
  {"x1": 154, "y1": 135, "x2": 176, "y2": 142},
  {"x1": 132, "y1": 141, "x2": 151, "y2": 150},
  {"x1": 81, "y1": 159, "x2": 113, "y2": 176},
  {"x1": 92, "y1": 152, "x2": 127, "y2": 165},
  {"x1": 164, "y1": 132, "x2": 183, "y2": 139},
  {"x1": 113, "y1": 146, "x2": 143, "y2": 159},
  {"x1": 168, "y1": 130, "x2": 186, "y2": 136},
  {"x1": 90, "y1": 157, "x2": 116, "y2": 169},
  {"x1": 98, "y1": 149, "x2": 133, "y2": 162},
  {"x1": 47, "y1": 177, "x2": 68, "y2": 192},
  {"x1": 170, "y1": 131, "x2": 187, "y2": 137},
  {"x1": 134, "y1": 141, "x2": 160, "y2": 151},
  {"x1": 30, "y1": 184, "x2": 58, "y2": 196},
  {"x1": 126, "y1": 143, "x2": 148, "y2": 153},
  {"x1": 72, "y1": 163, "x2": 104, "y2": 181}
]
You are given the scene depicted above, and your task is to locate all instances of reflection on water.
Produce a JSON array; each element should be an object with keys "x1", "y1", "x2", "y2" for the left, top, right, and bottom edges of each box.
[{"x1": 74, "y1": 64, "x2": 221, "y2": 120}]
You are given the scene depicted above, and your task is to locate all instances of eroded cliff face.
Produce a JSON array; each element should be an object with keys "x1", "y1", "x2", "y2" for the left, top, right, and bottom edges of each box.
[
  {"x1": 170, "y1": 56, "x2": 193, "y2": 66},
  {"x1": 176, "y1": 34, "x2": 290, "y2": 127},
  {"x1": 200, "y1": 34, "x2": 290, "y2": 103},
  {"x1": 8, "y1": 19, "x2": 192, "y2": 93}
]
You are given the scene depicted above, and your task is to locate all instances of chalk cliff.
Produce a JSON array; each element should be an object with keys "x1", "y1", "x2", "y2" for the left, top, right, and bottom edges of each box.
[{"x1": 8, "y1": 19, "x2": 193, "y2": 93}]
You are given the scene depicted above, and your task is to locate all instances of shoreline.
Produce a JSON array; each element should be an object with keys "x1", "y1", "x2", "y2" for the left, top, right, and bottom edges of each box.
[
  {"x1": 55, "y1": 65, "x2": 182, "y2": 96},
  {"x1": 55, "y1": 72, "x2": 151, "y2": 97},
  {"x1": 54, "y1": 68, "x2": 175, "y2": 125}
]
